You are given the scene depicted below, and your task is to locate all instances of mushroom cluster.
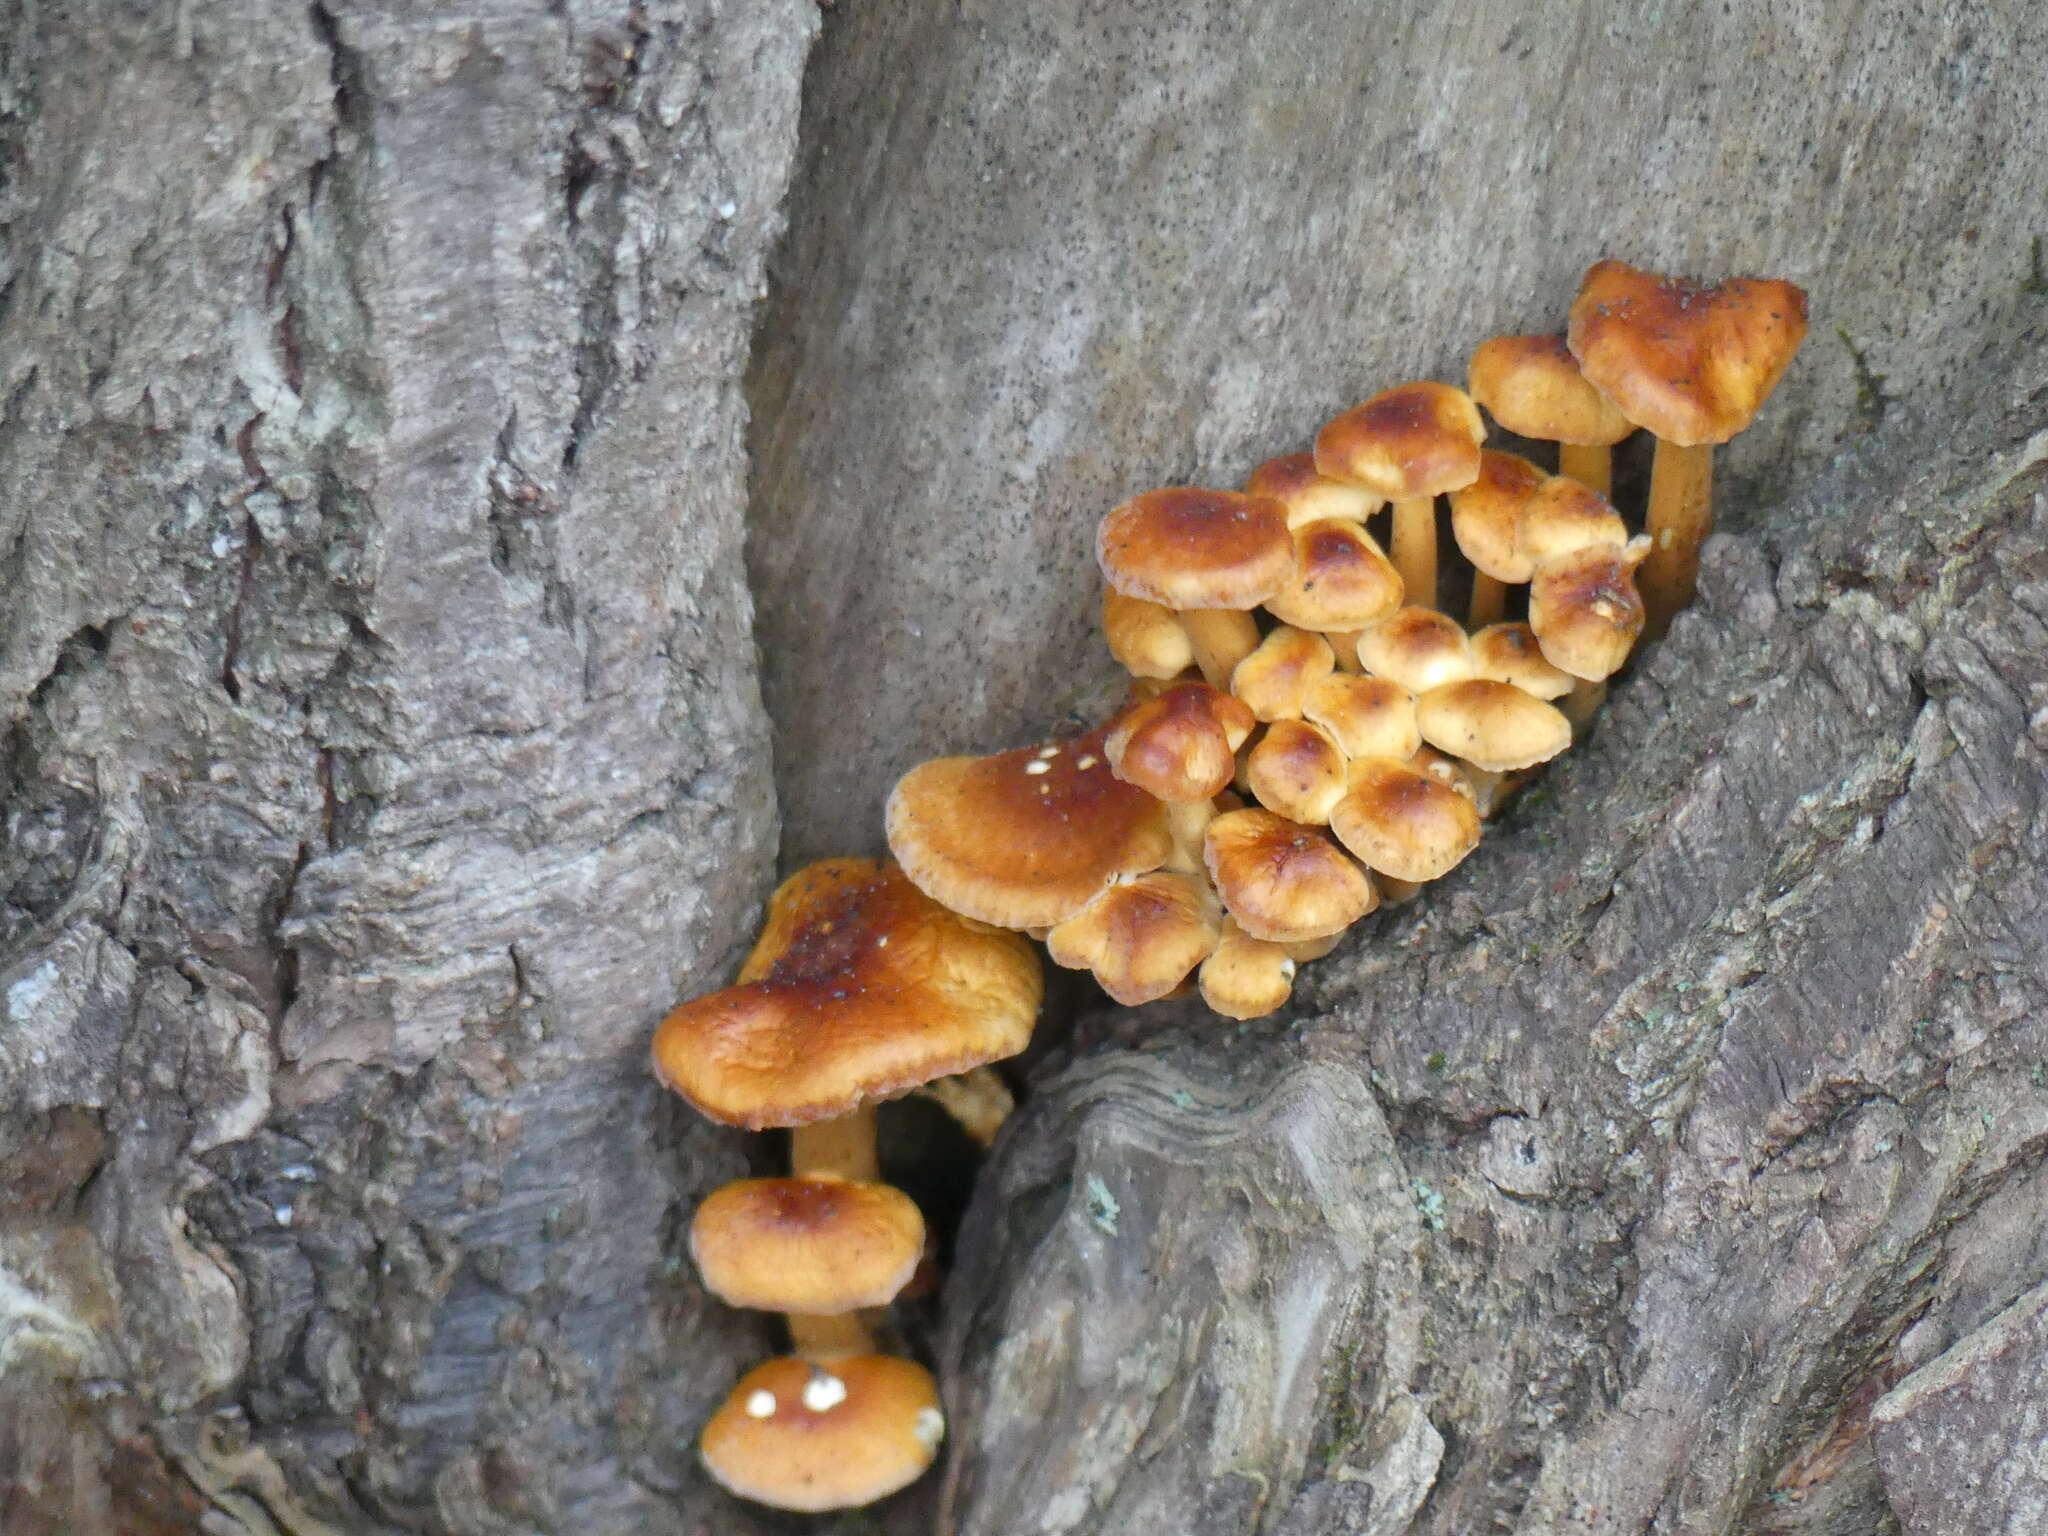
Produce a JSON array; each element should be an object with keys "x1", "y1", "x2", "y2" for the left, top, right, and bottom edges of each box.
[{"x1": 657, "y1": 258, "x2": 1805, "y2": 1512}]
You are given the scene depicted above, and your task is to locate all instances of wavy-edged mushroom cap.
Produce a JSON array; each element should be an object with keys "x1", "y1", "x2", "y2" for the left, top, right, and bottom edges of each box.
[
  {"x1": 1530, "y1": 538, "x2": 1650, "y2": 682},
  {"x1": 1045, "y1": 870, "x2": 1222, "y2": 1006},
  {"x1": 691, "y1": 1177, "x2": 924, "y2": 1314},
  {"x1": 1468, "y1": 333, "x2": 1634, "y2": 446},
  {"x1": 1303, "y1": 673, "x2": 1421, "y2": 761},
  {"x1": 1230, "y1": 625, "x2": 1335, "y2": 722},
  {"x1": 1105, "y1": 680, "x2": 1257, "y2": 804},
  {"x1": 1264, "y1": 518, "x2": 1406, "y2": 631},
  {"x1": 1470, "y1": 623, "x2": 1575, "y2": 701},
  {"x1": 1244, "y1": 451, "x2": 1385, "y2": 528},
  {"x1": 701, "y1": 1355, "x2": 944, "y2": 1513},
  {"x1": 1330, "y1": 757, "x2": 1483, "y2": 882},
  {"x1": 1416, "y1": 680, "x2": 1572, "y2": 773},
  {"x1": 1566, "y1": 260, "x2": 1810, "y2": 446},
  {"x1": 1244, "y1": 719, "x2": 1350, "y2": 825},
  {"x1": 1314, "y1": 382, "x2": 1486, "y2": 500},
  {"x1": 654, "y1": 860, "x2": 1042, "y2": 1129},
  {"x1": 888, "y1": 726, "x2": 1174, "y2": 929},
  {"x1": 1204, "y1": 808, "x2": 1377, "y2": 944},
  {"x1": 1199, "y1": 918, "x2": 1297, "y2": 1020},
  {"x1": 1354, "y1": 607, "x2": 1474, "y2": 693},
  {"x1": 1516, "y1": 474, "x2": 1628, "y2": 568},
  {"x1": 1097, "y1": 487, "x2": 1295, "y2": 610},
  {"x1": 1449, "y1": 449, "x2": 1548, "y2": 582},
  {"x1": 1102, "y1": 591, "x2": 1194, "y2": 679}
]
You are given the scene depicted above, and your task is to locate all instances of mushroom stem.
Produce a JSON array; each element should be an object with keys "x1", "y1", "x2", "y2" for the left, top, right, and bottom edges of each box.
[
  {"x1": 1561, "y1": 677, "x2": 1608, "y2": 726},
  {"x1": 784, "y1": 1309, "x2": 874, "y2": 1359},
  {"x1": 1389, "y1": 496, "x2": 1437, "y2": 611},
  {"x1": 1177, "y1": 608, "x2": 1260, "y2": 688},
  {"x1": 789, "y1": 1108, "x2": 881, "y2": 1184},
  {"x1": 910, "y1": 1067, "x2": 1014, "y2": 1148},
  {"x1": 1467, "y1": 573, "x2": 1507, "y2": 629},
  {"x1": 1557, "y1": 442, "x2": 1612, "y2": 496},
  {"x1": 1639, "y1": 439, "x2": 1713, "y2": 639}
]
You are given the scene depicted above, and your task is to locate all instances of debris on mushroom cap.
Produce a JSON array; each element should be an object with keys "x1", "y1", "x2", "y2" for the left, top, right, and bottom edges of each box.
[
  {"x1": 1529, "y1": 538, "x2": 1650, "y2": 682},
  {"x1": 1354, "y1": 607, "x2": 1476, "y2": 693},
  {"x1": 1199, "y1": 918, "x2": 1298, "y2": 1020},
  {"x1": 1264, "y1": 518, "x2": 1406, "y2": 632},
  {"x1": 1302, "y1": 673, "x2": 1422, "y2": 761},
  {"x1": 1566, "y1": 260, "x2": 1810, "y2": 446},
  {"x1": 1313, "y1": 381, "x2": 1487, "y2": 500},
  {"x1": 1105, "y1": 680, "x2": 1257, "y2": 804},
  {"x1": 1045, "y1": 870, "x2": 1223, "y2": 1006},
  {"x1": 1244, "y1": 451, "x2": 1386, "y2": 528},
  {"x1": 1449, "y1": 449, "x2": 1549, "y2": 583},
  {"x1": 888, "y1": 725, "x2": 1174, "y2": 930},
  {"x1": 1329, "y1": 756, "x2": 1483, "y2": 883},
  {"x1": 1467, "y1": 333, "x2": 1633, "y2": 446},
  {"x1": 1470, "y1": 623, "x2": 1575, "y2": 701},
  {"x1": 1244, "y1": 719, "x2": 1350, "y2": 825},
  {"x1": 652, "y1": 859, "x2": 1042, "y2": 1129},
  {"x1": 690, "y1": 1177, "x2": 925, "y2": 1314},
  {"x1": 1415, "y1": 679, "x2": 1573, "y2": 773},
  {"x1": 1231, "y1": 626, "x2": 1336, "y2": 722},
  {"x1": 701, "y1": 1355, "x2": 945, "y2": 1513},
  {"x1": 1102, "y1": 590, "x2": 1195, "y2": 679},
  {"x1": 1515, "y1": 474, "x2": 1629, "y2": 569},
  {"x1": 1096, "y1": 487, "x2": 1296, "y2": 610},
  {"x1": 1203, "y1": 807, "x2": 1378, "y2": 943}
]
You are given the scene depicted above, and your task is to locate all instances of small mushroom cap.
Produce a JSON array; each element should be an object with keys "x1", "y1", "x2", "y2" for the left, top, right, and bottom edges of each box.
[
  {"x1": 1450, "y1": 450, "x2": 1548, "y2": 583},
  {"x1": 1198, "y1": 918, "x2": 1298, "y2": 1020},
  {"x1": 701, "y1": 1355, "x2": 944, "y2": 1513},
  {"x1": 1529, "y1": 539, "x2": 1649, "y2": 681},
  {"x1": 1516, "y1": 474, "x2": 1628, "y2": 568},
  {"x1": 1314, "y1": 382, "x2": 1486, "y2": 500},
  {"x1": 888, "y1": 726, "x2": 1174, "y2": 929},
  {"x1": 1264, "y1": 518, "x2": 1406, "y2": 632},
  {"x1": 653, "y1": 860, "x2": 1042, "y2": 1129},
  {"x1": 1102, "y1": 591, "x2": 1194, "y2": 679},
  {"x1": 1415, "y1": 680, "x2": 1573, "y2": 773},
  {"x1": 1468, "y1": 333, "x2": 1634, "y2": 446},
  {"x1": 1231, "y1": 626, "x2": 1336, "y2": 722},
  {"x1": 1329, "y1": 757, "x2": 1483, "y2": 882},
  {"x1": 1045, "y1": 870, "x2": 1223, "y2": 1006},
  {"x1": 1097, "y1": 487, "x2": 1295, "y2": 610},
  {"x1": 690, "y1": 1177, "x2": 924, "y2": 1313},
  {"x1": 1567, "y1": 260, "x2": 1810, "y2": 446},
  {"x1": 1470, "y1": 623, "x2": 1575, "y2": 701},
  {"x1": 1204, "y1": 808, "x2": 1378, "y2": 943},
  {"x1": 1105, "y1": 680, "x2": 1257, "y2": 804},
  {"x1": 1244, "y1": 719, "x2": 1350, "y2": 825},
  {"x1": 1354, "y1": 607, "x2": 1475, "y2": 693},
  {"x1": 1244, "y1": 451, "x2": 1385, "y2": 528},
  {"x1": 1303, "y1": 673, "x2": 1421, "y2": 760}
]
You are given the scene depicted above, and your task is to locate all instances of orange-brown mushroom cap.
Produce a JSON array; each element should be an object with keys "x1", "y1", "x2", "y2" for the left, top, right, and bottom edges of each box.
[
  {"x1": 1302, "y1": 673, "x2": 1421, "y2": 761},
  {"x1": 1449, "y1": 450, "x2": 1548, "y2": 583},
  {"x1": 1415, "y1": 680, "x2": 1573, "y2": 773},
  {"x1": 1468, "y1": 333, "x2": 1633, "y2": 446},
  {"x1": 1244, "y1": 451, "x2": 1385, "y2": 528},
  {"x1": 1097, "y1": 487, "x2": 1295, "y2": 610},
  {"x1": 1529, "y1": 539, "x2": 1650, "y2": 682},
  {"x1": 1354, "y1": 607, "x2": 1475, "y2": 693},
  {"x1": 1244, "y1": 718, "x2": 1351, "y2": 825},
  {"x1": 1264, "y1": 518, "x2": 1406, "y2": 632},
  {"x1": 1330, "y1": 757, "x2": 1483, "y2": 883},
  {"x1": 1566, "y1": 260, "x2": 1810, "y2": 446},
  {"x1": 1515, "y1": 474, "x2": 1629, "y2": 569},
  {"x1": 1204, "y1": 808, "x2": 1377, "y2": 943},
  {"x1": 888, "y1": 726, "x2": 1174, "y2": 930},
  {"x1": 1199, "y1": 918, "x2": 1298, "y2": 1020},
  {"x1": 1045, "y1": 870, "x2": 1222, "y2": 1006},
  {"x1": 690, "y1": 1177, "x2": 924, "y2": 1314},
  {"x1": 1313, "y1": 382, "x2": 1486, "y2": 500},
  {"x1": 1231, "y1": 626, "x2": 1336, "y2": 722},
  {"x1": 701, "y1": 1355, "x2": 944, "y2": 1513},
  {"x1": 1470, "y1": 623, "x2": 1575, "y2": 701},
  {"x1": 1105, "y1": 680, "x2": 1257, "y2": 804},
  {"x1": 653, "y1": 859, "x2": 1042, "y2": 1128}
]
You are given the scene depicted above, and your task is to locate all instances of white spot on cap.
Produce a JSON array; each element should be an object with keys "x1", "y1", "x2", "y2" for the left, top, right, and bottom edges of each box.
[
  {"x1": 1023, "y1": 760, "x2": 1051, "y2": 775},
  {"x1": 875, "y1": 935, "x2": 890, "y2": 948},
  {"x1": 913, "y1": 1406, "x2": 946, "y2": 1448},
  {"x1": 1076, "y1": 755, "x2": 1098, "y2": 770},
  {"x1": 802, "y1": 1369, "x2": 848, "y2": 1412},
  {"x1": 1036, "y1": 745, "x2": 1060, "y2": 759},
  {"x1": 745, "y1": 1389, "x2": 777, "y2": 1419}
]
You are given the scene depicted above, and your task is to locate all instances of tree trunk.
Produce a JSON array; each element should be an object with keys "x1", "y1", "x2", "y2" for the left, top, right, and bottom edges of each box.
[{"x1": 5, "y1": 3, "x2": 2047, "y2": 1536}]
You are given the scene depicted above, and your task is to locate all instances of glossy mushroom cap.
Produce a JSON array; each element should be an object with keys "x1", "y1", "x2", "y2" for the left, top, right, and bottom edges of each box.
[
  {"x1": 1264, "y1": 519, "x2": 1405, "y2": 631},
  {"x1": 1245, "y1": 451, "x2": 1386, "y2": 528},
  {"x1": 1470, "y1": 623, "x2": 1575, "y2": 701},
  {"x1": 1567, "y1": 260, "x2": 1810, "y2": 446},
  {"x1": 690, "y1": 1177, "x2": 924, "y2": 1313},
  {"x1": 888, "y1": 725, "x2": 1174, "y2": 929},
  {"x1": 1516, "y1": 474, "x2": 1629, "y2": 568},
  {"x1": 652, "y1": 859, "x2": 1042, "y2": 1128},
  {"x1": 1449, "y1": 450, "x2": 1548, "y2": 583},
  {"x1": 1105, "y1": 680, "x2": 1257, "y2": 803},
  {"x1": 1330, "y1": 757, "x2": 1482, "y2": 883},
  {"x1": 1231, "y1": 626, "x2": 1336, "y2": 722},
  {"x1": 1354, "y1": 608, "x2": 1475, "y2": 693},
  {"x1": 1102, "y1": 591, "x2": 1195, "y2": 679},
  {"x1": 1313, "y1": 382, "x2": 1486, "y2": 500},
  {"x1": 1045, "y1": 870, "x2": 1222, "y2": 1006},
  {"x1": 1097, "y1": 487, "x2": 1295, "y2": 610},
  {"x1": 1529, "y1": 539, "x2": 1650, "y2": 681},
  {"x1": 1302, "y1": 673, "x2": 1421, "y2": 761},
  {"x1": 1199, "y1": 918, "x2": 1298, "y2": 1020},
  {"x1": 701, "y1": 1355, "x2": 945, "y2": 1513},
  {"x1": 1415, "y1": 680, "x2": 1573, "y2": 773},
  {"x1": 1244, "y1": 720, "x2": 1350, "y2": 825},
  {"x1": 1203, "y1": 808, "x2": 1378, "y2": 943},
  {"x1": 1468, "y1": 333, "x2": 1633, "y2": 446}
]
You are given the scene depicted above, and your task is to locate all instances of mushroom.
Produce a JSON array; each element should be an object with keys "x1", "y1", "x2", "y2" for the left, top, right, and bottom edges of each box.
[
  {"x1": 1353, "y1": 607, "x2": 1475, "y2": 694},
  {"x1": 691, "y1": 1176, "x2": 924, "y2": 1318},
  {"x1": 1243, "y1": 718, "x2": 1351, "y2": 825},
  {"x1": 1302, "y1": 673, "x2": 1422, "y2": 762},
  {"x1": 1231, "y1": 625, "x2": 1336, "y2": 722},
  {"x1": 1101, "y1": 590, "x2": 1195, "y2": 679},
  {"x1": 1567, "y1": 259, "x2": 1808, "y2": 636},
  {"x1": 1104, "y1": 679, "x2": 1257, "y2": 803},
  {"x1": 1314, "y1": 381, "x2": 1485, "y2": 611},
  {"x1": 1448, "y1": 449, "x2": 1548, "y2": 627},
  {"x1": 1202, "y1": 807, "x2": 1378, "y2": 944},
  {"x1": 1469, "y1": 623, "x2": 1575, "y2": 702},
  {"x1": 1045, "y1": 870, "x2": 1224, "y2": 1005},
  {"x1": 1329, "y1": 755, "x2": 1482, "y2": 884},
  {"x1": 1414, "y1": 678, "x2": 1572, "y2": 811},
  {"x1": 1244, "y1": 450, "x2": 1385, "y2": 528},
  {"x1": 1467, "y1": 333, "x2": 1633, "y2": 495},
  {"x1": 1263, "y1": 518, "x2": 1405, "y2": 638},
  {"x1": 1198, "y1": 917, "x2": 1299, "y2": 1020}
]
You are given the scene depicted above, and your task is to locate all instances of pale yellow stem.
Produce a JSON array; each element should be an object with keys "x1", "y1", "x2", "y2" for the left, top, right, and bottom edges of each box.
[
  {"x1": 785, "y1": 1106, "x2": 881, "y2": 1357},
  {"x1": 910, "y1": 1067, "x2": 1014, "y2": 1148},
  {"x1": 1390, "y1": 496, "x2": 1437, "y2": 611},
  {"x1": 1178, "y1": 608, "x2": 1260, "y2": 688},
  {"x1": 1561, "y1": 677, "x2": 1608, "y2": 727},
  {"x1": 785, "y1": 1310, "x2": 872, "y2": 1359},
  {"x1": 1639, "y1": 439, "x2": 1714, "y2": 639},
  {"x1": 1557, "y1": 442, "x2": 1613, "y2": 497},
  {"x1": 1468, "y1": 572, "x2": 1507, "y2": 629}
]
